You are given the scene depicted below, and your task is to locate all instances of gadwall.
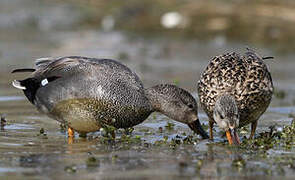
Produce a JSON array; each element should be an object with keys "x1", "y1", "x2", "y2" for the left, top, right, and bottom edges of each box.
[
  {"x1": 197, "y1": 49, "x2": 273, "y2": 145},
  {"x1": 12, "y1": 56, "x2": 208, "y2": 138}
]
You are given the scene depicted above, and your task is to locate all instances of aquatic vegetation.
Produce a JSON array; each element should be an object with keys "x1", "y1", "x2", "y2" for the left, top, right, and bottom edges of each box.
[
  {"x1": 0, "y1": 114, "x2": 6, "y2": 127},
  {"x1": 165, "y1": 121, "x2": 175, "y2": 131},
  {"x1": 64, "y1": 165, "x2": 77, "y2": 173},
  {"x1": 153, "y1": 134, "x2": 198, "y2": 149},
  {"x1": 274, "y1": 89, "x2": 286, "y2": 99},
  {"x1": 86, "y1": 156, "x2": 100, "y2": 167},
  {"x1": 172, "y1": 79, "x2": 179, "y2": 85},
  {"x1": 100, "y1": 125, "x2": 117, "y2": 139},
  {"x1": 119, "y1": 133, "x2": 142, "y2": 144},
  {"x1": 239, "y1": 126, "x2": 249, "y2": 135},
  {"x1": 231, "y1": 157, "x2": 246, "y2": 169},
  {"x1": 124, "y1": 127, "x2": 134, "y2": 135},
  {"x1": 37, "y1": 128, "x2": 47, "y2": 138},
  {"x1": 241, "y1": 120, "x2": 295, "y2": 151},
  {"x1": 39, "y1": 128, "x2": 45, "y2": 134}
]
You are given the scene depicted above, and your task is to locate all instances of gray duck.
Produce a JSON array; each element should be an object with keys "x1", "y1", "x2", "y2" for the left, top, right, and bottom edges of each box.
[
  {"x1": 197, "y1": 49, "x2": 273, "y2": 145},
  {"x1": 12, "y1": 56, "x2": 208, "y2": 138}
]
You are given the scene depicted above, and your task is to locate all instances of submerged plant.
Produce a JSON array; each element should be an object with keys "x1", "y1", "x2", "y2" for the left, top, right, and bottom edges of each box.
[
  {"x1": 100, "y1": 125, "x2": 117, "y2": 139},
  {"x1": 86, "y1": 156, "x2": 99, "y2": 167},
  {"x1": 165, "y1": 121, "x2": 175, "y2": 131},
  {"x1": 241, "y1": 125, "x2": 279, "y2": 151},
  {"x1": 241, "y1": 120, "x2": 295, "y2": 151}
]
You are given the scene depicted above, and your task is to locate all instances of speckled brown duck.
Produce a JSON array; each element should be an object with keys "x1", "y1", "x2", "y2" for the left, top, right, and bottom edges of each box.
[
  {"x1": 197, "y1": 49, "x2": 273, "y2": 145},
  {"x1": 12, "y1": 56, "x2": 208, "y2": 139}
]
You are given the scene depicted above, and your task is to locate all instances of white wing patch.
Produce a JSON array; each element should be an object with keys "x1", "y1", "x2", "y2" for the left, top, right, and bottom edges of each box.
[{"x1": 41, "y1": 78, "x2": 49, "y2": 86}]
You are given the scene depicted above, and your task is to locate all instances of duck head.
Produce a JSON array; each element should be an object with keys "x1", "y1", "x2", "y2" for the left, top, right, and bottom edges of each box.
[
  {"x1": 146, "y1": 84, "x2": 209, "y2": 139},
  {"x1": 213, "y1": 94, "x2": 240, "y2": 145}
]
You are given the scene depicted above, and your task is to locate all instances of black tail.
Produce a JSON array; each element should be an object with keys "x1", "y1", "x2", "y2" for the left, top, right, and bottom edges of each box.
[
  {"x1": 11, "y1": 68, "x2": 35, "y2": 73},
  {"x1": 12, "y1": 76, "x2": 61, "y2": 104},
  {"x1": 16, "y1": 78, "x2": 40, "y2": 104}
]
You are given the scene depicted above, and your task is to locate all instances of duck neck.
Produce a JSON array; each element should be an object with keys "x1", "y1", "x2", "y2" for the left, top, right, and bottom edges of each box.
[
  {"x1": 215, "y1": 93, "x2": 238, "y2": 119},
  {"x1": 216, "y1": 93, "x2": 237, "y2": 107},
  {"x1": 144, "y1": 86, "x2": 164, "y2": 113}
]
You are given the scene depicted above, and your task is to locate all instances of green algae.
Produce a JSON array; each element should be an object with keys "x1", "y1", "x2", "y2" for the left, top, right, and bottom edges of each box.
[{"x1": 165, "y1": 121, "x2": 175, "y2": 131}]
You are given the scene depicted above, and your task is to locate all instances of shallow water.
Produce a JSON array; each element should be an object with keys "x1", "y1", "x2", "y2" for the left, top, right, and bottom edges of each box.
[{"x1": 1, "y1": 0, "x2": 295, "y2": 179}]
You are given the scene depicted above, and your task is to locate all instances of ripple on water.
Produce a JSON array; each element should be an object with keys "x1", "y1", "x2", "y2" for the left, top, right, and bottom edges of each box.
[
  {"x1": 0, "y1": 167, "x2": 33, "y2": 173},
  {"x1": 0, "y1": 96, "x2": 25, "y2": 102},
  {"x1": 3, "y1": 123, "x2": 34, "y2": 130},
  {"x1": 269, "y1": 106, "x2": 295, "y2": 114}
]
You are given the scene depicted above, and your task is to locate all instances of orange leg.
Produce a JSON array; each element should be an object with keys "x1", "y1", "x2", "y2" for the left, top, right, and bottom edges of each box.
[
  {"x1": 68, "y1": 136, "x2": 74, "y2": 144},
  {"x1": 68, "y1": 127, "x2": 75, "y2": 137},
  {"x1": 249, "y1": 120, "x2": 258, "y2": 139},
  {"x1": 209, "y1": 121, "x2": 214, "y2": 140}
]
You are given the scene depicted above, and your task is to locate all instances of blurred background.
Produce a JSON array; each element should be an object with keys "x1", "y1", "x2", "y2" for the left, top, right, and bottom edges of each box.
[
  {"x1": 1, "y1": 0, "x2": 295, "y2": 179},
  {"x1": 1, "y1": 0, "x2": 295, "y2": 95}
]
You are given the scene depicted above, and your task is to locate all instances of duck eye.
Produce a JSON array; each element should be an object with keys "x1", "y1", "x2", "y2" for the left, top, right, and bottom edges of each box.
[
  {"x1": 188, "y1": 104, "x2": 193, "y2": 109},
  {"x1": 219, "y1": 114, "x2": 224, "y2": 119}
]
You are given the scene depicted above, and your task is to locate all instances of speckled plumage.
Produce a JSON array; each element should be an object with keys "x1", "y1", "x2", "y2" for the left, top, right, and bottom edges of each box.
[
  {"x1": 12, "y1": 56, "x2": 208, "y2": 138},
  {"x1": 197, "y1": 50, "x2": 273, "y2": 130}
]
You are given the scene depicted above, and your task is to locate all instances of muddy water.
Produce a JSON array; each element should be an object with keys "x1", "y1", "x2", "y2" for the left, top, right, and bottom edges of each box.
[{"x1": 1, "y1": 0, "x2": 295, "y2": 179}]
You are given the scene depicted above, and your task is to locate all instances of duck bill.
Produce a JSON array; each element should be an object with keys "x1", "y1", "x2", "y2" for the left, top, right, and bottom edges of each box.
[
  {"x1": 225, "y1": 128, "x2": 240, "y2": 145},
  {"x1": 188, "y1": 119, "x2": 209, "y2": 139}
]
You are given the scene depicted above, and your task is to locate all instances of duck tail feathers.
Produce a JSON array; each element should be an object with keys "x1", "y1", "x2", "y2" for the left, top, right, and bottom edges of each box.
[{"x1": 12, "y1": 80, "x2": 26, "y2": 90}]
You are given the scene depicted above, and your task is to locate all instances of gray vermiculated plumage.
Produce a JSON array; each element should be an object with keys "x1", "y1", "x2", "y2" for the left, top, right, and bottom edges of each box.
[
  {"x1": 16, "y1": 56, "x2": 153, "y2": 132},
  {"x1": 197, "y1": 50, "x2": 273, "y2": 128},
  {"x1": 12, "y1": 56, "x2": 206, "y2": 137}
]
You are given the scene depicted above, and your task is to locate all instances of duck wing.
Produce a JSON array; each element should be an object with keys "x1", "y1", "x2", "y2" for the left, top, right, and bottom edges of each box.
[{"x1": 237, "y1": 50, "x2": 273, "y2": 126}]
